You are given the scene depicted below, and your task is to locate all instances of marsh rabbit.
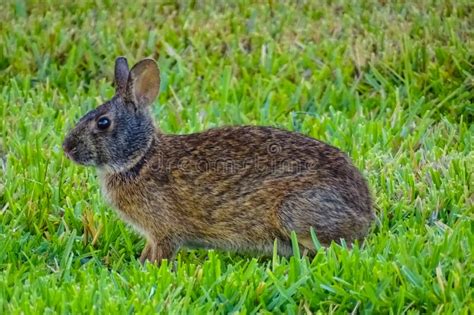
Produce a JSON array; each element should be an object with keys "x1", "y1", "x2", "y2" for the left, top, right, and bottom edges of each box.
[{"x1": 63, "y1": 57, "x2": 374, "y2": 263}]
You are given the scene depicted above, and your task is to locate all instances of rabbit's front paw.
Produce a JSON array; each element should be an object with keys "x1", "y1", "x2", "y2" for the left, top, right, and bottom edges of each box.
[
  {"x1": 139, "y1": 240, "x2": 176, "y2": 265},
  {"x1": 139, "y1": 242, "x2": 153, "y2": 264}
]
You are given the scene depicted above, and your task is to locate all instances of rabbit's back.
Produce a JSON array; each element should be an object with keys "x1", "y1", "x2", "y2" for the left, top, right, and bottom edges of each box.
[{"x1": 163, "y1": 126, "x2": 370, "y2": 208}]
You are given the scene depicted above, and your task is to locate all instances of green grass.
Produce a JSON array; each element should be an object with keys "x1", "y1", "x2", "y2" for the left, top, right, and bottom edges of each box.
[{"x1": 1, "y1": 0, "x2": 473, "y2": 313}]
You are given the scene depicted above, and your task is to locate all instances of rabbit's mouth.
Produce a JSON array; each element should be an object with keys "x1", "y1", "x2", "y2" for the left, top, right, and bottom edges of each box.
[
  {"x1": 63, "y1": 135, "x2": 89, "y2": 165},
  {"x1": 64, "y1": 148, "x2": 74, "y2": 160},
  {"x1": 63, "y1": 145, "x2": 95, "y2": 166},
  {"x1": 63, "y1": 147, "x2": 80, "y2": 163}
]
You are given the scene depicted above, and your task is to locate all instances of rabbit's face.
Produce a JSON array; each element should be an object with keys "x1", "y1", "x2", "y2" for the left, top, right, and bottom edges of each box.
[
  {"x1": 63, "y1": 96, "x2": 154, "y2": 171},
  {"x1": 63, "y1": 57, "x2": 160, "y2": 173}
]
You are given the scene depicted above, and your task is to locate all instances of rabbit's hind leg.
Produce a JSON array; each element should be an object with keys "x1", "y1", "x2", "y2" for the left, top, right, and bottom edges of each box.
[{"x1": 278, "y1": 187, "x2": 363, "y2": 249}]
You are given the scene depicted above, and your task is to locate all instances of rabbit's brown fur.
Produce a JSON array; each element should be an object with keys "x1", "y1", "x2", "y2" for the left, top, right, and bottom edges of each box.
[{"x1": 63, "y1": 57, "x2": 374, "y2": 263}]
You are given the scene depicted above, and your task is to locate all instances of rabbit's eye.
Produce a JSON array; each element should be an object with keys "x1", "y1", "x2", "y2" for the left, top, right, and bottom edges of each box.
[{"x1": 97, "y1": 117, "x2": 111, "y2": 130}]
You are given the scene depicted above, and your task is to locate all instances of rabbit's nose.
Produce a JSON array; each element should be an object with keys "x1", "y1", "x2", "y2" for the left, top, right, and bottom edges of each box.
[
  {"x1": 62, "y1": 139, "x2": 69, "y2": 152},
  {"x1": 63, "y1": 145, "x2": 71, "y2": 159},
  {"x1": 62, "y1": 137, "x2": 75, "y2": 156}
]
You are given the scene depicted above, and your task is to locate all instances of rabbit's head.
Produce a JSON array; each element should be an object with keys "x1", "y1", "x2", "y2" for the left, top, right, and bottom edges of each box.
[{"x1": 63, "y1": 57, "x2": 160, "y2": 172}]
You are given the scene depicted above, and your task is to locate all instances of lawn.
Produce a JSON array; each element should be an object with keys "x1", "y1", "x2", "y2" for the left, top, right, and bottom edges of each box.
[{"x1": 0, "y1": 1, "x2": 473, "y2": 313}]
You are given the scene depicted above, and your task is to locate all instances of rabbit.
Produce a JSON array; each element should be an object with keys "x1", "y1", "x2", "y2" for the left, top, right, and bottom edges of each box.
[{"x1": 63, "y1": 57, "x2": 374, "y2": 264}]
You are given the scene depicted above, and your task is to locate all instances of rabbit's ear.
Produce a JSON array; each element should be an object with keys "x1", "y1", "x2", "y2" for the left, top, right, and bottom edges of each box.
[
  {"x1": 114, "y1": 57, "x2": 129, "y2": 97},
  {"x1": 126, "y1": 58, "x2": 160, "y2": 108}
]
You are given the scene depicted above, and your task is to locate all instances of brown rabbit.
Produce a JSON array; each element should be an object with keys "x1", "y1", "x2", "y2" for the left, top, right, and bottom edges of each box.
[{"x1": 63, "y1": 57, "x2": 374, "y2": 263}]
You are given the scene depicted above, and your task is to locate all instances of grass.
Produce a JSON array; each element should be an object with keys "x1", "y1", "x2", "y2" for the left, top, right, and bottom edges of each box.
[{"x1": 0, "y1": 0, "x2": 473, "y2": 313}]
